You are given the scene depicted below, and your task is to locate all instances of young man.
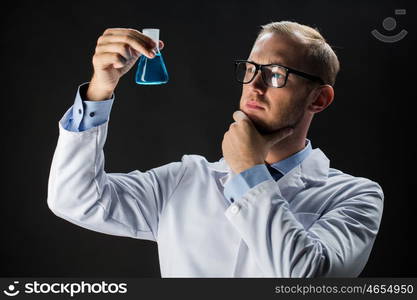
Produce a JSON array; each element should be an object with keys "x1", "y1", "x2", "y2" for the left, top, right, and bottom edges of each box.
[{"x1": 47, "y1": 21, "x2": 384, "y2": 277}]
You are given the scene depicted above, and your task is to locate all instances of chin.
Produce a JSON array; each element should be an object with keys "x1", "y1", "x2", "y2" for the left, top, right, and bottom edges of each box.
[
  {"x1": 239, "y1": 108, "x2": 269, "y2": 133},
  {"x1": 247, "y1": 114, "x2": 296, "y2": 135},
  {"x1": 249, "y1": 117, "x2": 276, "y2": 134}
]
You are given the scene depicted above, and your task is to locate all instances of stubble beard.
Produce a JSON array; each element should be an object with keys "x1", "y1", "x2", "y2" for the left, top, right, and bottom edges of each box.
[{"x1": 248, "y1": 102, "x2": 306, "y2": 135}]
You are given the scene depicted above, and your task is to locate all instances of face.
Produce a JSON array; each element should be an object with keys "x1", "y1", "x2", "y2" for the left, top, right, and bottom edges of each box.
[{"x1": 239, "y1": 32, "x2": 315, "y2": 134}]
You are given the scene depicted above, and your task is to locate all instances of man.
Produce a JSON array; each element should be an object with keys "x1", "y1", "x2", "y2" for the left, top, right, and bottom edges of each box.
[{"x1": 47, "y1": 21, "x2": 384, "y2": 277}]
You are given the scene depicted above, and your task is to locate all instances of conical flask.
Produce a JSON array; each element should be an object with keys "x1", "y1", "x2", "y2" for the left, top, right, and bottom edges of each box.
[{"x1": 135, "y1": 28, "x2": 169, "y2": 85}]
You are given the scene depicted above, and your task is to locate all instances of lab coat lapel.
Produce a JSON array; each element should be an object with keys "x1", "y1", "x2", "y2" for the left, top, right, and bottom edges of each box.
[{"x1": 276, "y1": 148, "x2": 330, "y2": 201}]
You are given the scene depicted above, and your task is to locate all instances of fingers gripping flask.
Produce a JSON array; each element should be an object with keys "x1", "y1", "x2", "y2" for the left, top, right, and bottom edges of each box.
[{"x1": 135, "y1": 28, "x2": 169, "y2": 85}]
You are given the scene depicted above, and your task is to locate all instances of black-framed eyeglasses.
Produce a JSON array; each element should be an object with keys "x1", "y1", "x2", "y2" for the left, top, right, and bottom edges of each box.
[{"x1": 234, "y1": 60, "x2": 325, "y2": 88}]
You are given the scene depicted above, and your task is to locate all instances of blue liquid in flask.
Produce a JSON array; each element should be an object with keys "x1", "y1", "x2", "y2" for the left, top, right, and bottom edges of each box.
[{"x1": 135, "y1": 50, "x2": 169, "y2": 85}]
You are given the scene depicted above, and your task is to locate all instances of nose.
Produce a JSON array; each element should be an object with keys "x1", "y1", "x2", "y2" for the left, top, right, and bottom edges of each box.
[{"x1": 248, "y1": 70, "x2": 267, "y2": 93}]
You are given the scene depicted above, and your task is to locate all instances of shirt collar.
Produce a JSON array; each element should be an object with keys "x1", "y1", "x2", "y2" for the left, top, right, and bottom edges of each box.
[{"x1": 269, "y1": 139, "x2": 312, "y2": 175}]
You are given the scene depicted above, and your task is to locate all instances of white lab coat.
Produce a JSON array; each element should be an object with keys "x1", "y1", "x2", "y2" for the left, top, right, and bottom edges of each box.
[{"x1": 47, "y1": 113, "x2": 384, "y2": 277}]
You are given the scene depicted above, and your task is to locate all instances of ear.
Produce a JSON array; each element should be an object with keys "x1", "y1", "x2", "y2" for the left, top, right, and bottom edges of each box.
[{"x1": 308, "y1": 85, "x2": 334, "y2": 113}]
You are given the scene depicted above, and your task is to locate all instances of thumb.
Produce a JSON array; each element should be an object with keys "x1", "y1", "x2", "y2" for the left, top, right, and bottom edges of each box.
[
  {"x1": 263, "y1": 127, "x2": 294, "y2": 145},
  {"x1": 232, "y1": 110, "x2": 250, "y2": 122}
]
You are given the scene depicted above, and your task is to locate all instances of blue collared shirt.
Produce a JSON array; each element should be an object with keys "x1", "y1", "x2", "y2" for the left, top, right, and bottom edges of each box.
[
  {"x1": 62, "y1": 82, "x2": 114, "y2": 132},
  {"x1": 63, "y1": 82, "x2": 312, "y2": 204}
]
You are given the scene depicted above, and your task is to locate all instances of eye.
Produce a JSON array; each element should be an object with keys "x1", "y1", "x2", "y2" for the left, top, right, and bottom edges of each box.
[
  {"x1": 247, "y1": 66, "x2": 256, "y2": 73},
  {"x1": 271, "y1": 66, "x2": 286, "y2": 76}
]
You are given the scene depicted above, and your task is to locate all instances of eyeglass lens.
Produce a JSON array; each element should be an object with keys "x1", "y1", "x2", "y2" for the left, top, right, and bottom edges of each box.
[{"x1": 236, "y1": 62, "x2": 287, "y2": 88}]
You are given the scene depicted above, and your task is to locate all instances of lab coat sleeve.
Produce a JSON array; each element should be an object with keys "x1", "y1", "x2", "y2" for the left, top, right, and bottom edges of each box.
[
  {"x1": 47, "y1": 112, "x2": 187, "y2": 242},
  {"x1": 224, "y1": 178, "x2": 384, "y2": 277}
]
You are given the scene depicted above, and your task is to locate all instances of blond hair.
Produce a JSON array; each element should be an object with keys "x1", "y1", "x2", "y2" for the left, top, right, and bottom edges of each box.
[{"x1": 256, "y1": 21, "x2": 340, "y2": 86}]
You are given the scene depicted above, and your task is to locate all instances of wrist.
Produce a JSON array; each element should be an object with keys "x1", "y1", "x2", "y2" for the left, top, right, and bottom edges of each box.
[
  {"x1": 86, "y1": 78, "x2": 115, "y2": 101},
  {"x1": 233, "y1": 161, "x2": 264, "y2": 174}
]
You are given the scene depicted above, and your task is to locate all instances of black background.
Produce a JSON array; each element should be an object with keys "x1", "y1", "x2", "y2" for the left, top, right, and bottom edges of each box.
[{"x1": 1, "y1": 0, "x2": 415, "y2": 277}]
